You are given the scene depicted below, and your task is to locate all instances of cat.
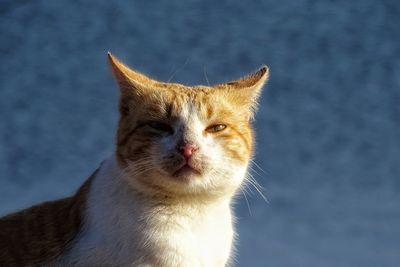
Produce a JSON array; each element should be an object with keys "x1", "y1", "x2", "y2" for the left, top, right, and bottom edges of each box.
[{"x1": 0, "y1": 53, "x2": 269, "y2": 267}]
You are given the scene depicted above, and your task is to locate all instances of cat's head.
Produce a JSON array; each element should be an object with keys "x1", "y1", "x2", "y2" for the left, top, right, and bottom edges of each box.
[{"x1": 108, "y1": 53, "x2": 269, "y2": 199}]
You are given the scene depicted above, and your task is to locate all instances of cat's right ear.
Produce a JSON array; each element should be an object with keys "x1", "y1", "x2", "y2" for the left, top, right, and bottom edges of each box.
[
  {"x1": 108, "y1": 53, "x2": 165, "y2": 115},
  {"x1": 107, "y1": 52, "x2": 157, "y2": 97},
  {"x1": 108, "y1": 53, "x2": 161, "y2": 115}
]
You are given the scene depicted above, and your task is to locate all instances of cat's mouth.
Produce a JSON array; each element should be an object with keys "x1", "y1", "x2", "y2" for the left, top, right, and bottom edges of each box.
[{"x1": 172, "y1": 162, "x2": 202, "y2": 177}]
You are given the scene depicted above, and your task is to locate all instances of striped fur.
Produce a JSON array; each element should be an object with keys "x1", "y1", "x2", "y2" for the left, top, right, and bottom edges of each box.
[
  {"x1": 0, "y1": 53, "x2": 269, "y2": 266},
  {"x1": 0, "y1": 170, "x2": 96, "y2": 266}
]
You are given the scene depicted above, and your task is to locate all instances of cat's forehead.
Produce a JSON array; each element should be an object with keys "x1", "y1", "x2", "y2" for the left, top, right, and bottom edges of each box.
[
  {"x1": 138, "y1": 86, "x2": 234, "y2": 122},
  {"x1": 168, "y1": 85, "x2": 214, "y2": 104}
]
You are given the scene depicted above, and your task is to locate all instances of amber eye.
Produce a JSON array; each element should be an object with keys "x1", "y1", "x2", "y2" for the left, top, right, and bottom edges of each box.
[
  {"x1": 147, "y1": 121, "x2": 174, "y2": 134},
  {"x1": 206, "y1": 124, "x2": 227, "y2": 133}
]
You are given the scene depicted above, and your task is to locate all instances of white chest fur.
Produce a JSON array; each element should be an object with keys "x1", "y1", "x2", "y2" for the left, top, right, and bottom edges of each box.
[{"x1": 54, "y1": 157, "x2": 236, "y2": 267}]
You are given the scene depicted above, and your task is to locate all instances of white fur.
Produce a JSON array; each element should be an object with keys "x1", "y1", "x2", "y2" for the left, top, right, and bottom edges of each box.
[
  {"x1": 51, "y1": 103, "x2": 248, "y2": 267},
  {"x1": 51, "y1": 156, "x2": 245, "y2": 267}
]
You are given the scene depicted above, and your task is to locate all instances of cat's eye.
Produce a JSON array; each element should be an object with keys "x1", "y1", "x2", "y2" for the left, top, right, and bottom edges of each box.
[
  {"x1": 206, "y1": 124, "x2": 227, "y2": 133},
  {"x1": 147, "y1": 121, "x2": 174, "y2": 134}
]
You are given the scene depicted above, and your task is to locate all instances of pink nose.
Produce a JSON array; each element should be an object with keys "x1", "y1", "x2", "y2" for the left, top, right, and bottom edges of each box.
[{"x1": 179, "y1": 143, "x2": 199, "y2": 159}]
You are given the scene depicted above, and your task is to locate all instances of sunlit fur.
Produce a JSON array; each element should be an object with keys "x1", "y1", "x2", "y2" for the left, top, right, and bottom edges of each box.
[
  {"x1": 111, "y1": 54, "x2": 269, "y2": 201},
  {"x1": 0, "y1": 53, "x2": 268, "y2": 267},
  {"x1": 63, "y1": 53, "x2": 268, "y2": 266}
]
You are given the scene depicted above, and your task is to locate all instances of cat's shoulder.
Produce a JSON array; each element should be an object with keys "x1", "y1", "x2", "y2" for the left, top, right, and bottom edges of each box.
[{"x1": 0, "y1": 170, "x2": 96, "y2": 266}]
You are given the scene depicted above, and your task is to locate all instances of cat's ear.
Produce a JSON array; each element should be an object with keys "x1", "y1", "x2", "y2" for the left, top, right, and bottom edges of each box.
[
  {"x1": 108, "y1": 53, "x2": 163, "y2": 116},
  {"x1": 217, "y1": 66, "x2": 269, "y2": 117},
  {"x1": 107, "y1": 52, "x2": 158, "y2": 96}
]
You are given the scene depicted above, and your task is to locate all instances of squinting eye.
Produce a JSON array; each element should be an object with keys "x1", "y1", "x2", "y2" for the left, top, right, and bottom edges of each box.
[
  {"x1": 147, "y1": 121, "x2": 174, "y2": 134},
  {"x1": 206, "y1": 124, "x2": 227, "y2": 133}
]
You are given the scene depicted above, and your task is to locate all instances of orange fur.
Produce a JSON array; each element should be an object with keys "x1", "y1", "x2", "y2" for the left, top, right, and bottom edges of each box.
[
  {"x1": 0, "y1": 53, "x2": 269, "y2": 266},
  {"x1": 0, "y1": 170, "x2": 96, "y2": 266},
  {"x1": 108, "y1": 53, "x2": 269, "y2": 169}
]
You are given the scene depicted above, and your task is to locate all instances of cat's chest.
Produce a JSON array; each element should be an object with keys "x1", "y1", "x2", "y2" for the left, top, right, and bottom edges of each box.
[
  {"x1": 59, "y1": 218, "x2": 233, "y2": 267},
  {"x1": 55, "y1": 161, "x2": 235, "y2": 266},
  {"x1": 57, "y1": 203, "x2": 234, "y2": 267},
  {"x1": 135, "y1": 211, "x2": 234, "y2": 266}
]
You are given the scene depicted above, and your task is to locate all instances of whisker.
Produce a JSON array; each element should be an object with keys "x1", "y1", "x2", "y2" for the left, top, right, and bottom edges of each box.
[
  {"x1": 203, "y1": 66, "x2": 210, "y2": 86},
  {"x1": 245, "y1": 175, "x2": 268, "y2": 203},
  {"x1": 240, "y1": 188, "x2": 252, "y2": 216},
  {"x1": 250, "y1": 159, "x2": 268, "y2": 175},
  {"x1": 167, "y1": 58, "x2": 190, "y2": 82}
]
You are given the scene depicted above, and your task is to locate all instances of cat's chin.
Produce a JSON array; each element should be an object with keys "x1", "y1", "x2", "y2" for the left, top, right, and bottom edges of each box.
[{"x1": 172, "y1": 164, "x2": 202, "y2": 178}]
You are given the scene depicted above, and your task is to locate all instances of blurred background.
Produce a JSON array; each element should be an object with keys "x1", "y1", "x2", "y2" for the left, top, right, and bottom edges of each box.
[{"x1": 1, "y1": 0, "x2": 399, "y2": 266}]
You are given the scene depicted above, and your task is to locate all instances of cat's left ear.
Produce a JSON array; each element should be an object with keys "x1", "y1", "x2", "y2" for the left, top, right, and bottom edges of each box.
[{"x1": 217, "y1": 66, "x2": 269, "y2": 117}]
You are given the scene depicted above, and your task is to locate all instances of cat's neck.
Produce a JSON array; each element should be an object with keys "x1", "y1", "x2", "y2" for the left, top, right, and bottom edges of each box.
[
  {"x1": 87, "y1": 155, "x2": 233, "y2": 221},
  {"x1": 83, "y1": 159, "x2": 230, "y2": 242},
  {"x1": 64, "y1": 155, "x2": 234, "y2": 266}
]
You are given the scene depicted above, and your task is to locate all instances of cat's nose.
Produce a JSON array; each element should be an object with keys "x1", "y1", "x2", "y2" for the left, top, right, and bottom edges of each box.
[{"x1": 178, "y1": 143, "x2": 199, "y2": 159}]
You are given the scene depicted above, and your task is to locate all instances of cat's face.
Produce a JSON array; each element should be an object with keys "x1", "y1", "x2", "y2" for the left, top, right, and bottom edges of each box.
[{"x1": 108, "y1": 54, "x2": 268, "y2": 198}]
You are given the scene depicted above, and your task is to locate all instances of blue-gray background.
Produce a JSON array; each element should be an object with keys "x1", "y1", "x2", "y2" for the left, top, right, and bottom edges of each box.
[{"x1": 1, "y1": 1, "x2": 399, "y2": 266}]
